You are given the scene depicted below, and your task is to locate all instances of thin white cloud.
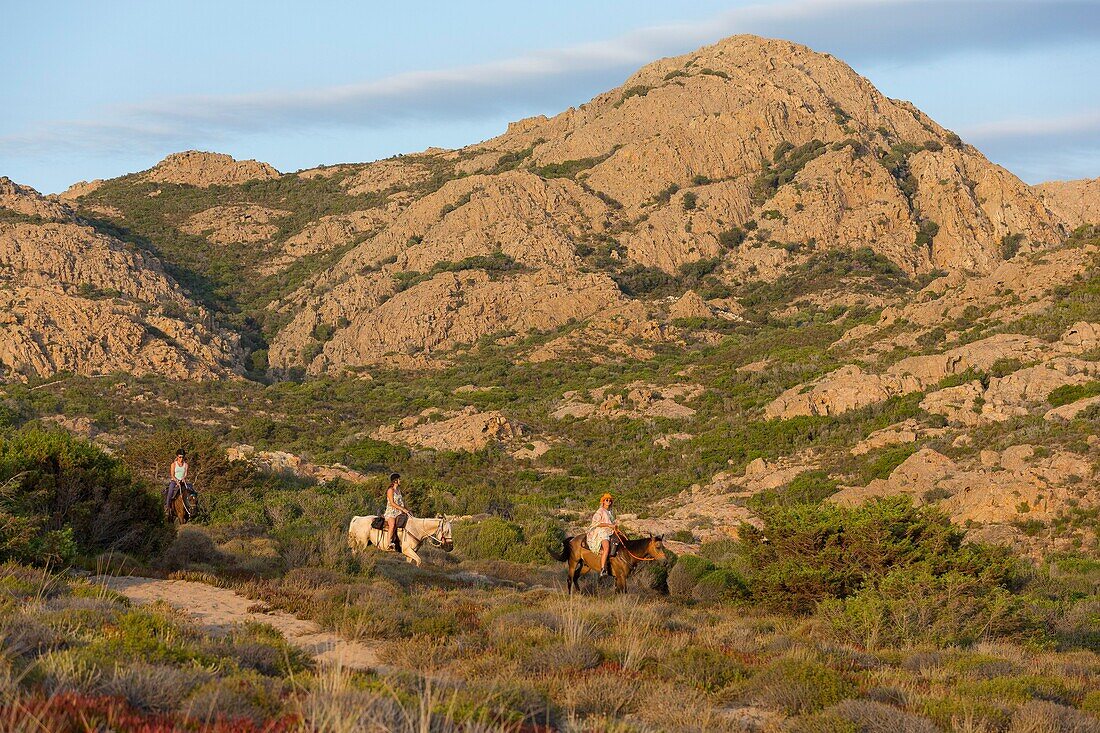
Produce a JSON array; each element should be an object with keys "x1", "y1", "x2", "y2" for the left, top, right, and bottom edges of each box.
[
  {"x1": 961, "y1": 110, "x2": 1100, "y2": 141},
  {"x1": 1, "y1": 0, "x2": 1097, "y2": 159},
  {"x1": 960, "y1": 109, "x2": 1100, "y2": 183}
]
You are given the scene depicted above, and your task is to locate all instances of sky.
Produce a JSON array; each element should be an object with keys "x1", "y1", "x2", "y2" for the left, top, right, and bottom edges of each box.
[{"x1": 2, "y1": 0, "x2": 1098, "y2": 193}]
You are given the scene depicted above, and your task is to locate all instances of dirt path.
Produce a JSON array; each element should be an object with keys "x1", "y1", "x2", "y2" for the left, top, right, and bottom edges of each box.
[{"x1": 100, "y1": 576, "x2": 383, "y2": 671}]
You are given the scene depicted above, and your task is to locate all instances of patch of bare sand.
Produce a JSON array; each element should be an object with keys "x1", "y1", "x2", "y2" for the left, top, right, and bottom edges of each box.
[{"x1": 100, "y1": 576, "x2": 381, "y2": 671}]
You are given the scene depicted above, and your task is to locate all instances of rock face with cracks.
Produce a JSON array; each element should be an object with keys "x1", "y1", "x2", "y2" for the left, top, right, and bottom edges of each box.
[
  {"x1": 259, "y1": 34, "x2": 1071, "y2": 373},
  {"x1": 144, "y1": 151, "x2": 280, "y2": 188},
  {"x1": 0, "y1": 181, "x2": 241, "y2": 380}
]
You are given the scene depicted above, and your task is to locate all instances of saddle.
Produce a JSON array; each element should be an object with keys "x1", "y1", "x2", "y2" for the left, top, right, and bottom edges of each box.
[{"x1": 370, "y1": 514, "x2": 408, "y2": 530}]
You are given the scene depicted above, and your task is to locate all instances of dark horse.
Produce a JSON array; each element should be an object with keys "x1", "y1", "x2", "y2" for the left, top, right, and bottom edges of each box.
[
  {"x1": 550, "y1": 533, "x2": 666, "y2": 594},
  {"x1": 166, "y1": 483, "x2": 198, "y2": 525}
]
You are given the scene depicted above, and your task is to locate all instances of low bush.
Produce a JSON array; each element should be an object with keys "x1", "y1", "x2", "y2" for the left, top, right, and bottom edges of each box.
[
  {"x1": 796, "y1": 699, "x2": 938, "y2": 733},
  {"x1": 662, "y1": 644, "x2": 746, "y2": 692},
  {"x1": 741, "y1": 656, "x2": 855, "y2": 714},
  {"x1": 741, "y1": 497, "x2": 1023, "y2": 614},
  {"x1": 0, "y1": 428, "x2": 171, "y2": 564},
  {"x1": 819, "y1": 568, "x2": 1041, "y2": 649},
  {"x1": 667, "y1": 554, "x2": 715, "y2": 598},
  {"x1": 1047, "y1": 381, "x2": 1100, "y2": 407},
  {"x1": 453, "y1": 516, "x2": 562, "y2": 564}
]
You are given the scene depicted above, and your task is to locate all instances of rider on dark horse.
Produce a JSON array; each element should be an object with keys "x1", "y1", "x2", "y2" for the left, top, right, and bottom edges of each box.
[
  {"x1": 588, "y1": 492, "x2": 618, "y2": 577},
  {"x1": 164, "y1": 449, "x2": 195, "y2": 518}
]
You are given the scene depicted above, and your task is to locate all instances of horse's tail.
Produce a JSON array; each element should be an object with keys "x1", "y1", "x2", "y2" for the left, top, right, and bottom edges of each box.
[{"x1": 548, "y1": 535, "x2": 571, "y2": 562}]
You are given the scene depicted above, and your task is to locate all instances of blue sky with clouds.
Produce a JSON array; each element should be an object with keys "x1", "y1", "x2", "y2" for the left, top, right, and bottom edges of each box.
[{"x1": 2, "y1": 0, "x2": 1098, "y2": 193}]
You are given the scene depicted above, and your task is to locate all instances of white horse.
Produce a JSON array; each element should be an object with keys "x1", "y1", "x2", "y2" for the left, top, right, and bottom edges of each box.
[{"x1": 348, "y1": 514, "x2": 454, "y2": 567}]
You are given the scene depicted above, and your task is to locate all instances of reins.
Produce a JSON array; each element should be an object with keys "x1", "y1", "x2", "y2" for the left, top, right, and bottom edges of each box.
[
  {"x1": 423, "y1": 519, "x2": 449, "y2": 547},
  {"x1": 389, "y1": 517, "x2": 449, "y2": 547},
  {"x1": 613, "y1": 529, "x2": 657, "y2": 563}
]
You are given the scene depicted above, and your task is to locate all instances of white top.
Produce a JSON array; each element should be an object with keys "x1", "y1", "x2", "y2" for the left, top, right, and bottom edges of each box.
[{"x1": 587, "y1": 506, "x2": 615, "y2": 548}]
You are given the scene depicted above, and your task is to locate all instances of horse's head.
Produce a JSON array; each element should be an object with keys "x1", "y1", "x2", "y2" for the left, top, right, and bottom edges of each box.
[
  {"x1": 439, "y1": 516, "x2": 454, "y2": 552},
  {"x1": 649, "y1": 535, "x2": 668, "y2": 561}
]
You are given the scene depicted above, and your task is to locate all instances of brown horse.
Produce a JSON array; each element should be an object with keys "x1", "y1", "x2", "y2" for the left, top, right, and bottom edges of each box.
[
  {"x1": 550, "y1": 533, "x2": 666, "y2": 594},
  {"x1": 167, "y1": 488, "x2": 198, "y2": 525}
]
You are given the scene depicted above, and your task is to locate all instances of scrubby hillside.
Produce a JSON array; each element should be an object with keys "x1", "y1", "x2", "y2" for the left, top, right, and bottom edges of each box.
[
  {"x1": 0, "y1": 177, "x2": 242, "y2": 380},
  {"x1": 2, "y1": 33, "x2": 1093, "y2": 563},
  {"x1": 54, "y1": 35, "x2": 1077, "y2": 380}
]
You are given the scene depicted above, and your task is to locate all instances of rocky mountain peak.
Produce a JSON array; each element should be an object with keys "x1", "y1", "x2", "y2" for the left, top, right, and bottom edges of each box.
[
  {"x1": 0, "y1": 176, "x2": 73, "y2": 222},
  {"x1": 144, "y1": 150, "x2": 281, "y2": 187}
]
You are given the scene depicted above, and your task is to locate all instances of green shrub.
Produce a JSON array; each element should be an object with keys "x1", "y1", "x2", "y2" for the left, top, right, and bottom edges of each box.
[
  {"x1": 921, "y1": 696, "x2": 1010, "y2": 731},
  {"x1": 857, "y1": 444, "x2": 917, "y2": 483},
  {"x1": 0, "y1": 428, "x2": 171, "y2": 564},
  {"x1": 794, "y1": 700, "x2": 936, "y2": 733},
  {"x1": 618, "y1": 85, "x2": 652, "y2": 104},
  {"x1": 1047, "y1": 381, "x2": 1100, "y2": 407},
  {"x1": 662, "y1": 644, "x2": 746, "y2": 691},
  {"x1": 339, "y1": 437, "x2": 410, "y2": 472},
  {"x1": 718, "y1": 227, "x2": 746, "y2": 250},
  {"x1": 453, "y1": 516, "x2": 561, "y2": 564},
  {"x1": 748, "y1": 470, "x2": 837, "y2": 510},
  {"x1": 742, "y1": 656, "x2": 855, "y2": 714},
  {"x1": 1001, "y1": 233, "x2": 1025, "y2": 260},
  {"x1": 667, "y1": 554, "x2": 714, "y2": 598},
  {"x1": 678, "y1": 257, "x2": 720, "y2": 283},
  {"x1": 819, "y1": 568, "x2": 1040, "y2": 649},
  {"x1": 741, "y1": 497, "x2": 1023, "y2": 614},
  {"x1": 681, "y1": 191, "x2": 697, "y2": 210},
  {"x1": 693, "y1": 567, "x2": 749, "y2": 603},
  {"x1": 915, "y1": 220, "x2": 939, "y2": 249},
  {"x1": 751, "y1": 140, "x2": 827, "y2": 204},
  {"x1": 956, "y1": 674, "x2": 1078, "y2": 706},
  {"x1": 612, "y1": 265, "x2": 678, "y2": 297}
]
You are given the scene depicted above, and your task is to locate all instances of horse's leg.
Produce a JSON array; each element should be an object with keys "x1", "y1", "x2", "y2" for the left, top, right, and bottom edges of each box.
[
  {"x1": 614, "y1": 565, "x2": 628, "y2": 594},
  {"x1": 566, "y1": 557, "x2": 576, "y2": 594}
]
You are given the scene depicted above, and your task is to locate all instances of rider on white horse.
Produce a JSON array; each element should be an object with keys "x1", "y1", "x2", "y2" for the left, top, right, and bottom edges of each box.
[
  {"x1": 348, "y1": 513, "x2": 454, "y2": 567},
  {"x1": 383, "y1": 472, "x2": 409, "y2": 550}
]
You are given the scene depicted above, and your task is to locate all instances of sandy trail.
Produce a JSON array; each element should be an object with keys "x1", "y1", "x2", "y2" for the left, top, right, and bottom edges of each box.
[{"x1": 100, "y1": 576, "x2": 383, "y2": 671}]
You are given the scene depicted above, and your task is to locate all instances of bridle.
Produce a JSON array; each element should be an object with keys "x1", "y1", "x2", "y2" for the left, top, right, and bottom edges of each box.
[
  {"x1": 422, "y1": 518, "x2": 452, "y2": 548},
  {"x1": 613, "y1": 528, "x2": 659, "y2": 563}
]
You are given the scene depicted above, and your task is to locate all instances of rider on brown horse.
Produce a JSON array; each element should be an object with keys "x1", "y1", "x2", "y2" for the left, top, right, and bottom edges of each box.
[
  {"x1": 164, "y1": 449, "x2": 197, "y2": 521},
  {"x1": 587, "y1": 492, "x2": 618, "y2": 577}
]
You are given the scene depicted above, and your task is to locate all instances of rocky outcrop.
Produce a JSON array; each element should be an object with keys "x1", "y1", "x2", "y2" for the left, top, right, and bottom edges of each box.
[
  {"x1": 226, "y1": 445, "x2": 371, "y2": 484},
  {"x1": 59, "y1": 179, "x2": 105, "y2": 201},
  {"x1": 526, "y1": 301, "x2": 670, "y2": 364},
  {"x1": 372, "y1": 406, "x2": 527, "y2": 453},
  {"x1": 831, "y1": 445, "x2": 1096, "y2": 537},
  {"x1": 1032, "y1": 177, "x2": 1100, "y2": 228},
  {"x1": 339, "y1": 158, "x2": 432, "y2": 196},
  {"x1": 850, "y1": 419, "x2": 945, "y2": 455},
  {"x1": 465, "y1": 35, "x2": 1063, "y2": 274},
  {"x1": 838, "y1": 242, "x2": 1099, "y2": 356},
  {"x1": 269, "y1": 267, "x2": 623, "y2": 375},
  {"x1": 767, "y1": 327, "x2": 1100, "y2": 421},
  {"x1": 552, "y1": 382, "x2": 704, "y2": 420},
  {"x1": 0, "y1": 177, "x2": 72, "y2": 221},
  {"x1": 181, "y1": 205, "x2": 290, "y2": 245},
  {"x1": 668, "y1": 290, "x2": 713, "y2": 320},
  {"x1": 0, "y1": 180, "x2": 241, "y2": 380},
  {"x1": 145, "y1": 151, "x2": 280, "y2": 188}
]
